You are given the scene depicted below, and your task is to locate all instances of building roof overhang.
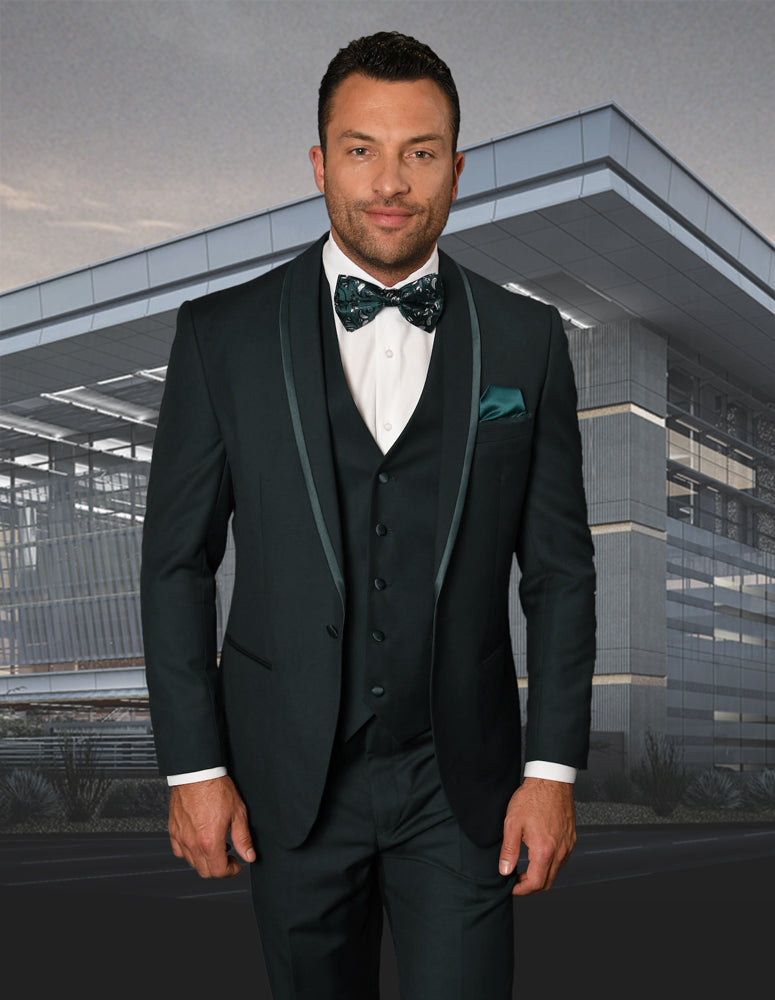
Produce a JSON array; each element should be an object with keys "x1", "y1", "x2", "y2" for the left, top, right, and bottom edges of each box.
[{"x1": 2, "y1": 102, "x2": 773, "y2": 429}]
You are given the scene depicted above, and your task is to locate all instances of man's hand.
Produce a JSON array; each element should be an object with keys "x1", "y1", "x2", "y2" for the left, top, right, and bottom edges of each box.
[
  {"x1": 498, "y1": 776, "x2": 576, "y2": 896},
  {"x1": 169, "y1": 775, "x2": 256, "y2": 878}
]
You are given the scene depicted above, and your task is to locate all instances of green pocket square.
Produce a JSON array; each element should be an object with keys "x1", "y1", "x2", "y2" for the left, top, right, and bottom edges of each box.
[{"x1": 479, "y1": 385, "x2": 531, "y2": 422}]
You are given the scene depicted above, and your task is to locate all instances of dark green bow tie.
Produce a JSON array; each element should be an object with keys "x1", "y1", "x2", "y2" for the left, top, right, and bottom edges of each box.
[{"x1": 334, "y1": 273, "x2": 443, "y2": 332}]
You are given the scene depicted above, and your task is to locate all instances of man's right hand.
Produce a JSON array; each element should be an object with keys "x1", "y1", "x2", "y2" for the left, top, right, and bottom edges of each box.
[{"x1": 168, "y1": 775, "x2": 256, "y2": 878}]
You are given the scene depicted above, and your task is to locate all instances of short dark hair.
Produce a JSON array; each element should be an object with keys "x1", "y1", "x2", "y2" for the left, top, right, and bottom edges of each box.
[{"x1": 318, "y1": 31, "x2": 460, "y2": 153}]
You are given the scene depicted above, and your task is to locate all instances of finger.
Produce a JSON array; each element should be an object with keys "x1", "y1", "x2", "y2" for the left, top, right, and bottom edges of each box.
[
  {"x1": 557, "y1": 841, "x2": 575, "y2": 869},
  {"x1": 180, "y1": 844, "x2": 200, "y2": 874},
  {"x1": 223, "y1": 854, "x2": 244, "y2": 878},
  {"x1": 498, "y1": 829, "x2": 523, "y2": 877},
  {"x1": 511, "y1": 849, "x2": 552, "y2": 896},
  {"x1": 170, "y1": 832, "x2": 197, "y2": 871},
  {"x1": 192, "y1": 846, "x2": 216, "y2": 879},
  {"x1": 199, "y1": 833, "x2": 243, "y2": 879},
  {"x1": 541, "y1": 857, "x2": 564, "y2": 893},
  {"x1": 546, "y1": 839, "x2": 575, "y2": 885},
  {"x1": 230, "y1": 813, "x2": 257, "y2": 864}
]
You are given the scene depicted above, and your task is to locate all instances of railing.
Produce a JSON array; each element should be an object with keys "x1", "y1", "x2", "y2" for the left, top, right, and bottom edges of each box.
[{"x1": 0, "y1": 736, "x2": 159, "y2": 775}]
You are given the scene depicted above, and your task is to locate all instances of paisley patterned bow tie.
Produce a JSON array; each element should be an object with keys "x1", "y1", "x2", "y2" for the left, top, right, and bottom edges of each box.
[{"x1": 334, "y1": 273, "x2": 444, "y2": 332}]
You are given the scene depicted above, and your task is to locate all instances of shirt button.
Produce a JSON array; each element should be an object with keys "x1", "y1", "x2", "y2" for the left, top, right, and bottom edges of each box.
[
  {"x1": 384, "y1": 422, "x2": 392, "y2": 432},
  {"x1": 371, "y1": 685, "x2": 385, "y2": 697},
  {"x1": 371, "y1": 630, "x2": 385, "y2": 642},
  {"x1": 385, "y1": 348, "x2": 394, "y2": 358},
  {"x1": 374, "y1": 578, "x2": 387, "y2": 591},
  {"x1": 378, "y1": 472, "x2": 390, "y2": 484},
  {"x1": 326, "y1": 624, "x2": 339, "y2": 638},
  {"x1": 375, "y1": 523, "x2": 388, "y2": 536}
]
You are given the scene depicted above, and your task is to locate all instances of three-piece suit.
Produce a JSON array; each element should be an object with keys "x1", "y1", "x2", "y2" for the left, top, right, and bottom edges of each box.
[{"x1": 140, "y1": 233, "x2": 596, "y2": 997}]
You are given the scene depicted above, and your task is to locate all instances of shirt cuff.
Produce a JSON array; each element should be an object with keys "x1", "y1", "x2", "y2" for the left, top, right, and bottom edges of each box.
[
  {"x1": 167, "y1": 766, "x2": 228, "y2": 786},
  {"x1": 523, "y1": 760, "x2": 577, "y2": 783}
]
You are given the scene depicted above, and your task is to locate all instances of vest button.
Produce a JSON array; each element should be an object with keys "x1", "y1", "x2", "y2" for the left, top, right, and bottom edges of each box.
[
  {"x1": 375, "y1": 523, "x2": 388, "y2": 536},
  {"x1": 371, "y1": 630, "x2": 385, "y2": 642},
  {"x1": 326, "y1": 624, "x2": 339, "y2": 638},
  {"x1": 378, "y1": 472, "x2": 390, "y2": 484},
  {"x1": 374, "y1": 577, "x2": 387, "y2": 591},
  {"x1": 371, "y1": 685, "x2": 385, "y2": 697}
]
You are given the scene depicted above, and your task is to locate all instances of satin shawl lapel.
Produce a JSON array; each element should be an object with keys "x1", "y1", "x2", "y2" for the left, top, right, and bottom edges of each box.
[
  {"x1": 433, "y1": 252, "x2": 481, "y2": 602},
  {"x1": 278, "y1": 236, "x2": 345, "y2": 607}
]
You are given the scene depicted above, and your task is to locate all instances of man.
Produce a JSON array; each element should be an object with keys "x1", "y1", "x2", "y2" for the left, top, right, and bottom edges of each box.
[{"x1": 141, "y1": 31, "x2": 596, "y2": 999}]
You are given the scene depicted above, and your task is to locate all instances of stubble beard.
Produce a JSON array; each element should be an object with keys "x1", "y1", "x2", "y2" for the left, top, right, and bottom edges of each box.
[{"x1": 325, "y1": 195, "x2": 453, "y2": 284}]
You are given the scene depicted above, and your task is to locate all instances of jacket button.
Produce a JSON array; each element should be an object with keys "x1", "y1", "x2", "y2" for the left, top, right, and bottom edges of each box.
[
  {"x1": 374, "y1": 577, "x2": 387, "y2": 591},
  {"x1": 326, "y1": 624, "x2": 339, "y2": 638},
  {"x1": 375, "y1": 523, "x2": 388, "y2": 536},
  {"x1": 378, "y1": 472, "x2": 390, "y2": 484},
  {"x1": 371, "y1": 685, "x2": 385, "y2": 697},
  {"x1": 371, "y1": 630, "x2": 385, "y2": 642}
]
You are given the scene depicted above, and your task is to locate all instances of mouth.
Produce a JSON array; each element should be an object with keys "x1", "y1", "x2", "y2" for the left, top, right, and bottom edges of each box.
[{"x1": 364, "y1": 207, "x2": 415, "y2": 229}]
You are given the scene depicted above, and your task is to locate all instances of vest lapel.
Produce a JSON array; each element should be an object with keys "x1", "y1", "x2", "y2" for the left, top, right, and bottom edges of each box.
[
  {"x1": 432, "y1": 252, "x2": 482, "y2": 602},
  {"x1": 278, "y1": 235, "x2": 345, "y2": 607}
]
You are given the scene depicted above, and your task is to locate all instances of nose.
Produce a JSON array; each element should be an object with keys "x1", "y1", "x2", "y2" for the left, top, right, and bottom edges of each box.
[{"x1": 373, "y1": 155, "x2": 409, "y2": 200}]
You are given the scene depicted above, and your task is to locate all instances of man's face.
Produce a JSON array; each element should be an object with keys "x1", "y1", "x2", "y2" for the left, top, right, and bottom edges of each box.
[{"x1": 310, "y1": 73, "x2": 465, "y2": 285}]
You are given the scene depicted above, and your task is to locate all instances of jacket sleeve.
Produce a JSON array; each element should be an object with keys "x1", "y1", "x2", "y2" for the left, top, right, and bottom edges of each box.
[
  {"x1": 515, "y1": 305, "x2": 596, "y2": 769},
  {"x1": 140, "y1": 300, "x2": 233, "y2": 776}
]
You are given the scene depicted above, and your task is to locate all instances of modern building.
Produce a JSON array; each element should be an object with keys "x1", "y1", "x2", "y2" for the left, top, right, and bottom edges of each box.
[{"x1": 1, "y1": 104, "x2": 773, "y2": 775}]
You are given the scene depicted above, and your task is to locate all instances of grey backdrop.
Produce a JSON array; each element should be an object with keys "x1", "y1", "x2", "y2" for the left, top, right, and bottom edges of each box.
[{"x1": 1, "y1": 0, "x2": 773, "y2": 292}]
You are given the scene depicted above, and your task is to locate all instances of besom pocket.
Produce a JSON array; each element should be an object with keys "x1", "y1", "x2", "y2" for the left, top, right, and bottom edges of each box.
[{"x1": 223, "y1": 632, "x2": 273, "y2": 669}]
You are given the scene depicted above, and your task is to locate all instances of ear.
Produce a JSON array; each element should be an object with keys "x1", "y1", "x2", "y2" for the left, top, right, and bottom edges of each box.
[
  {"x1": 309, "y1": 146, "x2": 325, "y2": 194},
  {"x1": 450, "y1": 152, "x2": 465, "y2": 203}
]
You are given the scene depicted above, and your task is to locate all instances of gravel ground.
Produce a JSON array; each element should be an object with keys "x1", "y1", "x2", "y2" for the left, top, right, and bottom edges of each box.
[
  {"x1": 575, "y1": 800, "x2": 775, "y2": 826},
  {"x1": 3, "y1": 801, "x2": 775, "y2": 835}
]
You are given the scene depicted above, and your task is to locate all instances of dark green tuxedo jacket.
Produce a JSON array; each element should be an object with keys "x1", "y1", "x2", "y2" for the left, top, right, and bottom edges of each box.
[{"x1": 140, "y1": 235, "x2": 596, "y2": 849}]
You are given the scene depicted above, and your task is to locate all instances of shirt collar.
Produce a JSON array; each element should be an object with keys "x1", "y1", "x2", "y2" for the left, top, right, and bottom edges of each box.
[{"x1": 322, "y1": 232, "x2": 439, "y2": 292}]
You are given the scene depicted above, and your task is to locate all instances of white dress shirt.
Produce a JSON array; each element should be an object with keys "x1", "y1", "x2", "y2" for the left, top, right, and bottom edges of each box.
[{"x1": 167, "y1": 234, "x2": 576, "y2": 786}]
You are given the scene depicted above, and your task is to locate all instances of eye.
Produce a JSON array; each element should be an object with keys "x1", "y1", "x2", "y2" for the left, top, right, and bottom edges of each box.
[
  {"x1": 349, "y1": 147, "x2": 368, "y2": 156},
  {"x1": 410, "y1": 150, "x2": 432, "y2": 159}
]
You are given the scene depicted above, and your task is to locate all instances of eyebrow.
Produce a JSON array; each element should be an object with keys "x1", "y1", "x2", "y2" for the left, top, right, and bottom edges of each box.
[{"x1": 337, "y1": 130, "x2": 446, "y2": 145}]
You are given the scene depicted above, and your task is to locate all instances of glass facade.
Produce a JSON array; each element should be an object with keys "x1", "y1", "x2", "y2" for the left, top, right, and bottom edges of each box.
[
  {"x1": 0, "y1": 371, "x2": 235, "y2": 676},
  {"x1": 0, "y1": 466, "x2": 144, "y2": 671},
  {"x1": 666, "y1": 351, "x2": 775, "y2": 770},
  {"x1": 667, "y1": 352, "x2": 775, "y2": 554}
]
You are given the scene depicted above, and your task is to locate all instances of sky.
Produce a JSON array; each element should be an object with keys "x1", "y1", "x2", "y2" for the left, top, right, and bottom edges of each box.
[{"x1": 1, "y1": 0, "x2": 773, "y2": 292}]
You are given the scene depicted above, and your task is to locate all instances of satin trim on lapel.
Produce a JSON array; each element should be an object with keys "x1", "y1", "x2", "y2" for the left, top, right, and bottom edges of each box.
[
  {"x1": 279, "y1": 238, "x2": 346, "y2": 607},
  {"x1": 433, "y1": 258, "x2": 481, "y2": 602}
]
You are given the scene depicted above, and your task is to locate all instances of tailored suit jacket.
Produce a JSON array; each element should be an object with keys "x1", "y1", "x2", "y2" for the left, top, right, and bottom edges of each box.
[{"x1": 140, "y1": 234, "x2": 596, "y2": 850}]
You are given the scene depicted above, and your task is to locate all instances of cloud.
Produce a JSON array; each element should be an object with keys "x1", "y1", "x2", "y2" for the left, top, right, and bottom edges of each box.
[
  {"x1": 80, "y1": 196, "x2": 111, "y2": 210},
  {"x1": 136, "y1": 219, "x2": 181, "y2": 231},
  {"x1": 45, "y1": 216, "x2": 182, "y2": 238},
  {"x1": 0, "y1": 182, "x2": 51, "y2": 212},
  {"x1": 49, "y1": 219, "x2": 129, "y2": 234}
]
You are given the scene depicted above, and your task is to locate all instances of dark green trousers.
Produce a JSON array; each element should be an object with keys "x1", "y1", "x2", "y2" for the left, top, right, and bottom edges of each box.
[{"x1": 248, "y1": 715, "x2": 517, "y2": 999}]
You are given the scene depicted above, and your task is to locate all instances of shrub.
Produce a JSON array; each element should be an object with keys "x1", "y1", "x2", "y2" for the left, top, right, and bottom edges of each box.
[
  {"x1": 0, "y1": 715, "x2": 47, "y2": 738},
  {"x1": 741, "y1": 770, "x2": 775, "y2": 811},
  {"x1": 100, "y1": 778, "x2": 169, "y2": 819},
  {"x1": 45, "y1": 736, "x2": 113, "y2": 821},
  {"x1": 599, "y1": 769, "x2": 634, "y2": 803},
  {"x1": 684, "y1": 768, "x2": 742, "y2": 810},
  {"x1": 0, "y1": 769, "x2": 61, "y2": 826},
  {"x1": 632, "y1": 730, "x2": 691, "y2": 817}
]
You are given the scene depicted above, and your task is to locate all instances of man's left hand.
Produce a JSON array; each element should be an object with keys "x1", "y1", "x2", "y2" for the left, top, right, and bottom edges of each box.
[{"x1": 498, "y1": 777, "x2": 576, "y2": 895}]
